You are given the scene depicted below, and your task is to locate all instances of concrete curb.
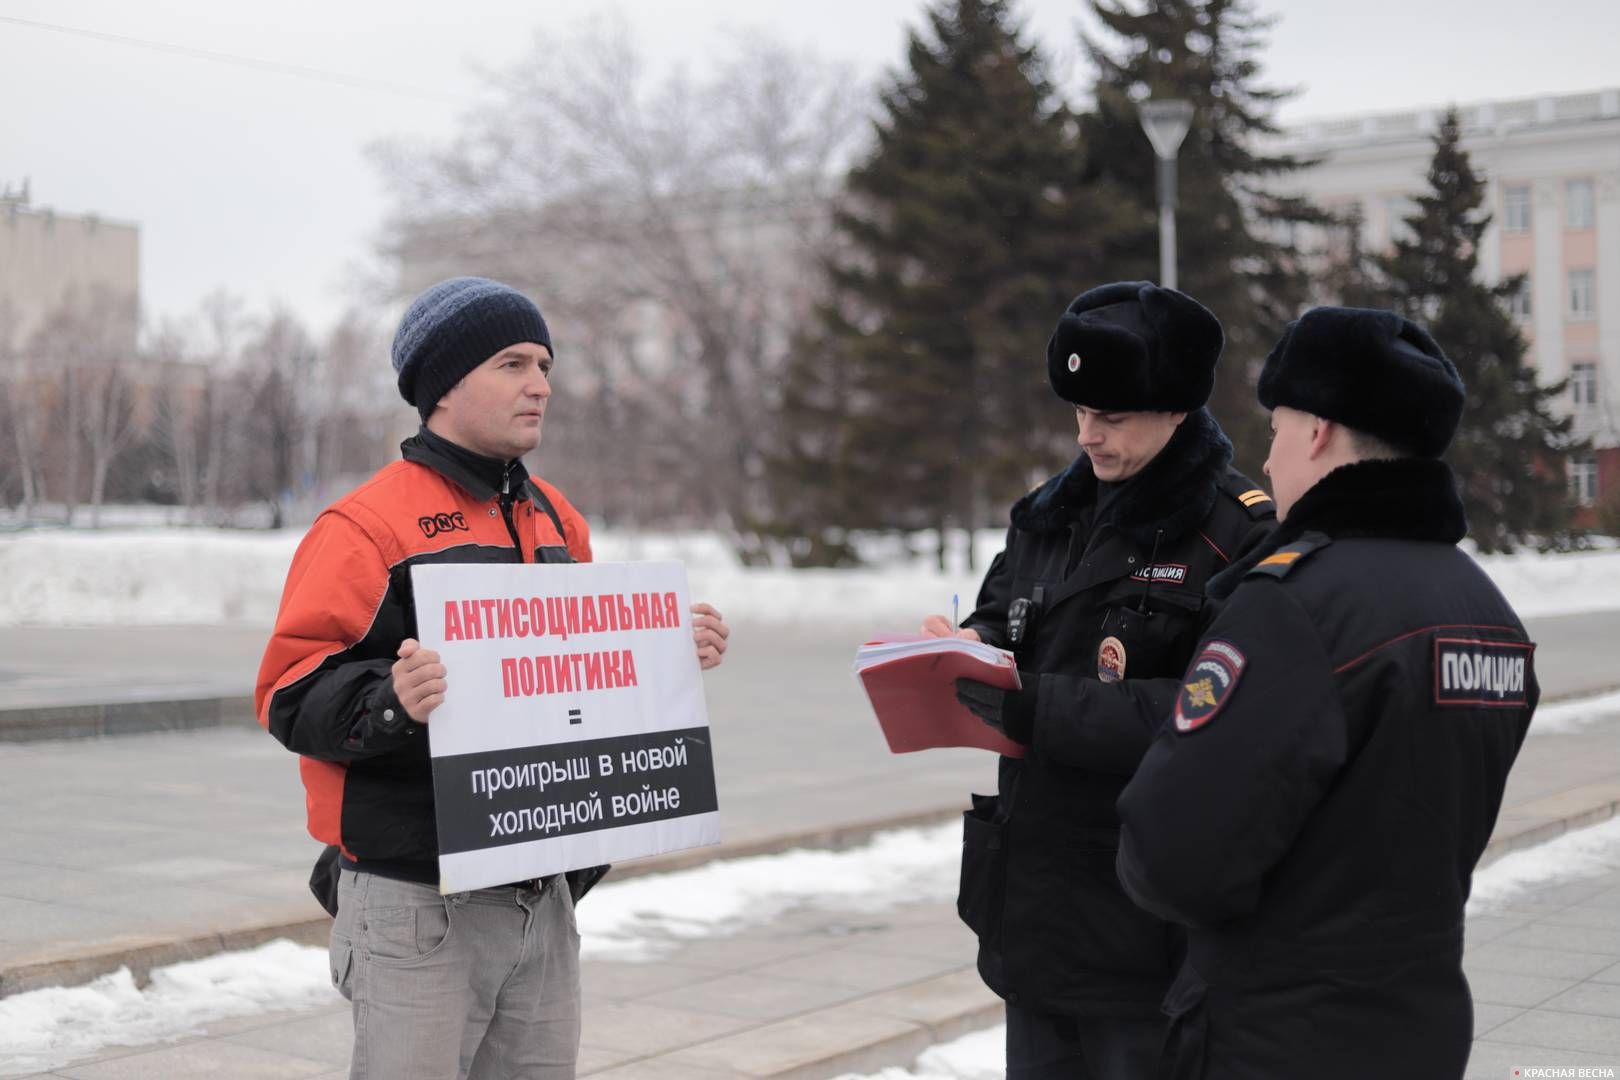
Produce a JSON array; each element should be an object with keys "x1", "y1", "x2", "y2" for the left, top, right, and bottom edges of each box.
[
  {"x1": 0, "y1": 694, "x2": 256, "y2": 743},
  {"x1": 1480, "y1": 795, "x2": 1620, "y2": 868},
  {"x1": 0, "y1": 804, "x2": 965, "y2": 999}
]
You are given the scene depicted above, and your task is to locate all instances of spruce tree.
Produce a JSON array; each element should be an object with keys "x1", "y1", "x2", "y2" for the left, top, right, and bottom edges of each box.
[
  {"x1": 1372, "y1": 110, "x2": 1581, "y2": 552},
  {"x1": 1080, "y1": 0, "x2": 1325, "y2": 476},
  {"x1": 767, "y1": 0, "x2": 1126, "y2": 567}
]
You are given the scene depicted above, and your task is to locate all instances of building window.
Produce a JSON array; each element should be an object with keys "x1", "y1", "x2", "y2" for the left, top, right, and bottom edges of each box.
[
  {"x1": 1504, "y1": 185, "x2": 1532, "y2": 233},
  {"x1": 1571, "y1": 362, "x2": 1598, "y2": 407},
  {"x1": 1567, "y1": 179, "x2": 1595, "y2": 230},
  {"x1": 1508, "y1": 279, "x2": 1532, "y2": 321},
  {"x1": 1568, "y1": 454, "x2": 1598, "y2": 507},
  {"x1": 1569, "y1": 269, "x2": 1596, "y2": 320}
]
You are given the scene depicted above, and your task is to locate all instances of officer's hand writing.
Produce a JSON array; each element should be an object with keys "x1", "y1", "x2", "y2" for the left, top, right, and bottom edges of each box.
[
  {"x1": 954, "y1": 676, "x2": 1037, "y2": 744},
  {"x1": 393, "y1": 639, "x2": 447, "y2": 723},
  {"x1": 921, "y1": 614, "x2": 981, "y2": 640},
  {"x1": 692, "y1": 602, "x2": 730, "y2": 670}
]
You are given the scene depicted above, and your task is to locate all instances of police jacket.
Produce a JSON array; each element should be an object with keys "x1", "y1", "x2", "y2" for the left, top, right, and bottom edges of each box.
[
  {"x1": 255, "y1": 428, "x2": 604, "y2": 895},
  {"x1": 1117, "y1": 458, "x2": 1537, "y2": 1080},
  {"x1": 958, "y1": 407, "x2": 1275, "y2": 1018}
]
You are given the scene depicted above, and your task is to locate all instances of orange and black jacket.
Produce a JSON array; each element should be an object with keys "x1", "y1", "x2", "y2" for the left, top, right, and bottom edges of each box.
[{"x1": 254, "y1": 428, "x2": 591, "y2": 885}]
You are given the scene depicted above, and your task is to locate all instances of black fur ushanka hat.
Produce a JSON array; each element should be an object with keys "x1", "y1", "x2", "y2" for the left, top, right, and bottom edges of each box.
[
  {"x1": 1045, "y1": 281, "x2": 1224, "y2": 412},
  {"x1": 1258, "y1": 306, "x2": 1464, "y2": 458}
]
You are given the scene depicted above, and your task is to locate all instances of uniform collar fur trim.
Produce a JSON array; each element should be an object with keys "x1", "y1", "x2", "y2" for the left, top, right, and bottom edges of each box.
[
  {"x1": 1010, "y1": 407, "x2": 1233, "y2": 545},
  {"x1": 1207, "y1": 458, "x2": 1466, "y2": 600}
]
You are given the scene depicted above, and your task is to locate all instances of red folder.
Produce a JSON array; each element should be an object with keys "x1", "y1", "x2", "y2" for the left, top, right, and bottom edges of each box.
[{"x1": 855, "y1": 635, "x2": 1026, "y2": 757}]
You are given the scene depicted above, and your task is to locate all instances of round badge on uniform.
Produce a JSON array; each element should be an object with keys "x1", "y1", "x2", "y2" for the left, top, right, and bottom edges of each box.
[
  {"x1": 1067, "y1": 352, "x2": 1082, "y2": 373},
  {"x1": 1097, "y1": 635, "x2": 1127, "y2": 683}
]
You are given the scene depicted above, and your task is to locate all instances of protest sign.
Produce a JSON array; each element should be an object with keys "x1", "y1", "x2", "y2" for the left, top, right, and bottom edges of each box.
[{"x1": 412, "y1": 560, "x2": 720, "y2": 893}]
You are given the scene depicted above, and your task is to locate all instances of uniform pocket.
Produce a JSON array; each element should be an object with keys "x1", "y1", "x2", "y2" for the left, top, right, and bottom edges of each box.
[{"x1": 957, "y1": 793, "x2": 1007, "y2": 944}]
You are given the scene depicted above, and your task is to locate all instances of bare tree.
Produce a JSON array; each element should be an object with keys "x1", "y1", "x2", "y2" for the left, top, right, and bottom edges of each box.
[
  {"x1": 21, "y1": 286, "x2": 140, "y2": 524},
  {"x1": 312, "y1": 307, "x2": 401, "y2": 501},
  {"x1": 194, "y1": 290, "x2": 252, "y2": 517},
  {"x1": 75, "y1": 290, "x2": 141, "y2": 526},
  {"x1": 374, "y1": 19, "x2": 866, "y2": 531},
  {"x1": 0, "y1": 299, "x2": 50, "y2": 512},
  {"x1": 239, "y1": 309, "x2": 320, "y2": 529}
]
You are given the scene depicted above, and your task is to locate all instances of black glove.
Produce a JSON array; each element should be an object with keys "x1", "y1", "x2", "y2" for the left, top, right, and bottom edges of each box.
[{"x1": 955, "y1": 676, "x2": 1037, "y2": 744}]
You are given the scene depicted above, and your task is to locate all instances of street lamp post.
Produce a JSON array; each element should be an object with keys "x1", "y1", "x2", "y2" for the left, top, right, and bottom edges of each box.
[{"x1": 1137, "y1": 99, "x2": 1195, "y2": 290}]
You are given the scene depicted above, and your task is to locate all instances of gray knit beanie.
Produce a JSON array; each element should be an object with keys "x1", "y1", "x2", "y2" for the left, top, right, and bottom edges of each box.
[{"x1": 392, "y1": 277, "x2": 552, "y2": 419}]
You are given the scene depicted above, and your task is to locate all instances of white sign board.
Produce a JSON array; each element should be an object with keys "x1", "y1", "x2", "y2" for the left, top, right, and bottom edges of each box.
[{"x1": 411, "y1": 560, "x2": 720, "y2": 893}]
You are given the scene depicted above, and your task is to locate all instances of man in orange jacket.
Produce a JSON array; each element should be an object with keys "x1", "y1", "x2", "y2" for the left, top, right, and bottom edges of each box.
[{"x1": 256, "y1": 277, "x2": 729, "y2": 1079}]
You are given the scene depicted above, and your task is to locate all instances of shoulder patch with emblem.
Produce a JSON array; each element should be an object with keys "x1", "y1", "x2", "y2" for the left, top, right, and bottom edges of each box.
[
  {"x1": 1433, "y1": 636, "x2": 1534, "y2": 707},
  {"x1": 1175, "y1": 640, "x2": 1247, "y2": 733},
  {"x1": 1246, "y1": 530, "x2": 1332, "y2": 582}
]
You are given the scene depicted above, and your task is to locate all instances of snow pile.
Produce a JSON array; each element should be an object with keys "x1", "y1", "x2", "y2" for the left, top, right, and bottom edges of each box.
[
  {"x1": 1479, "y1": 547, "x2": 1620, "y2": 619},
  {"x1": 3, "y1": 525, "x2": 1619, "y2": 628},
  {"x1": 8, "y1": 807, "x2": 1618, "y2": 1076},
  {"x1": 0, "y1": 527, "x2": 997, "y2": 628},
  {"x1": 835, "y1": 1025, "x2": 1006, "y2": 1080},
  {"x1": 1467, "y1": 813, "x2": 1620, "y2": 915},
  {"x1": 1530, "y1": 688, "x2": 1620, "y2": 736},
  {"x1": 0, "y1": 530, "x2": 299, "y2": 626},
  {"x1": 0, "y1": 821, "x2": 959, "y2": 1073},
  {"x1": 577, "y1": 819, "x2": 959, "y2": 961},
  {"x1": 0, "y1": 940, "x2": 334, "y2": 1077}
]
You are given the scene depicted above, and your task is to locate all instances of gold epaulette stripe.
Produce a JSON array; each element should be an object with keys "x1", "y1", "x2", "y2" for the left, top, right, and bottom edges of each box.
[
  {"x1": 1238, "y1": 489, "x2": 1272, "y2": 506},
  {"x1": 1257, "y1": 551, "x2": 1301, "y2": 568}
]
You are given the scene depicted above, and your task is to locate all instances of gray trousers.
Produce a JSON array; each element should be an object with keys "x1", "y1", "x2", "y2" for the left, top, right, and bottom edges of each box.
[{"x1": 329, "y1": 869, "x2": 581, "y2": 1080}]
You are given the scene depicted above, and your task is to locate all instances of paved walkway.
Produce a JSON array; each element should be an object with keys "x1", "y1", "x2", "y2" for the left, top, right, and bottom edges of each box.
[
  {"x1": 11, "y1": 760, "x2": 1620, "y2": 1079},
  {"x1": 2, "y1": 615, "x2": 1619, "y2": 1076}
]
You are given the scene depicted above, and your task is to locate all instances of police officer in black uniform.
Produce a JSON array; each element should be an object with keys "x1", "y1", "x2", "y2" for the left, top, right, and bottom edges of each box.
[
  {"x1": 928, "y1": 282, "x2": 1274, "y2": 1079},
  {"x1": 1117, "y1": 306, "x2": 1539, "y2": 1080}
]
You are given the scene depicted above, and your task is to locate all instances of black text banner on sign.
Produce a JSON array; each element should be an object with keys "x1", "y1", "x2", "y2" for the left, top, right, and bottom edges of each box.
[{"x1": 411, "y1": 560, "x2": 720, "y2": 893}]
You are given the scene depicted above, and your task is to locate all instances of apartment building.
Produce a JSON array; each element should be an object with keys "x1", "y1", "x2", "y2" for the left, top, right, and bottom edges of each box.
[
  {"x1": 0, "y1": 181, "x2": 140, "y2": 352},
  {"x1": 1271, "y1": 89, "x2": 1620, "y2": 511}
]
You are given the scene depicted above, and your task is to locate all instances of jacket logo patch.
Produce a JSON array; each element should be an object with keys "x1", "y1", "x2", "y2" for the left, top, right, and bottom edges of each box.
[
  {"x1": 419, "y1": 512, "x2": 470, "y2": 538},
  {"x1": 1175, "y1": 640, "x2": 1246, "y2": 733},
  {"x1": 1433, "y1": 637, "x2": 1532, "y2": 707},
  {"x1": 1129, "y1": 563, "x2": 1188, "y2": 585}
]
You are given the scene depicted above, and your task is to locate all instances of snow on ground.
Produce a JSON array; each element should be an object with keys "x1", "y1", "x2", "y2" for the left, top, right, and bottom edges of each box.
[
  {"x1": 834, "y1": 1025, "x2": 1006, "y2": 1080},
  {"x1": 1530, "y1": 687, "x2": 1620, "y2": 736},
  {"x1": 0, "y1": 940, "x2": 333, "y2": 1077},
  {"x1": 576, "y1": 819, "x2": 958, "y2": 961},
  {"x1": 1467, "y1": 813, "x2": 1620, "y2": 915},
  {"x1": 0, "y1": 821, "x2": 959, "y2": 1075},
  {"x1": 844, "y1": 812, "x2": 1620, "y2": 1080},
  {"x1": 3, "y1": 526, "x2": 1619, "y2": 628},
  {"x1": 8, "y1": 805, "x2": 1620, "y2": 1076}
]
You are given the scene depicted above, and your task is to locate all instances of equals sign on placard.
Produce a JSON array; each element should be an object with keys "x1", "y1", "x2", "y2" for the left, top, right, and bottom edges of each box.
[{"x1": 567, "y1": 708, "x2": 582, "y2": 725}]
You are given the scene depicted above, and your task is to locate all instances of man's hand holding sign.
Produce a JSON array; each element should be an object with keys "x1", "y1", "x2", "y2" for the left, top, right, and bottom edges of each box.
[{"x1": 391, "y1": 600, "x2": 727, "y2": 726}]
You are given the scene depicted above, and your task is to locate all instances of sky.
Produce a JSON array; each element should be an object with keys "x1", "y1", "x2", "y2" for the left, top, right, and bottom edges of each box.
[{"x1": 1, "y1": 0, "x2": 1616, "y2": 338}]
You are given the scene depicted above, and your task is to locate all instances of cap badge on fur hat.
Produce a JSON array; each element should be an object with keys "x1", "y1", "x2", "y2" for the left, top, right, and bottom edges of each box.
[{"x1": 1068, "y1": 353, "x2": 1082, "y2": 373}]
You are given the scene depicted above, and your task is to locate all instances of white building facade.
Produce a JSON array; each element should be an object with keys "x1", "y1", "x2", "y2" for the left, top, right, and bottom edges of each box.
[{"x1": 1270, "y1": 89, "x2": 1620, "y2": 512}]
